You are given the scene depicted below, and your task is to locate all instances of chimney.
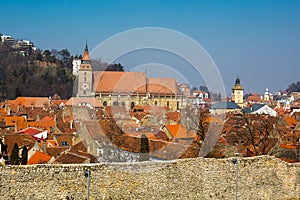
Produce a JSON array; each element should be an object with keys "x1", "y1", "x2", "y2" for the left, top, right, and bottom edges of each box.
[{"x1": 43, "y1": 140, "x2": 47, "y2": 153}]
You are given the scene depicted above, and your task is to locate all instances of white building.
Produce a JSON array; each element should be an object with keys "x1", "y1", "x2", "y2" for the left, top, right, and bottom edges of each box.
[{"x1": 72, "y1": 58, "x2": 81, "y2": 76}]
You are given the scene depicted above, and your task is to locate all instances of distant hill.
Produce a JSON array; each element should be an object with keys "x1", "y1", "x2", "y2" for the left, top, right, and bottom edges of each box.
[{"x1": 0, "y1": 43, "x2": 74, "y2": 100}]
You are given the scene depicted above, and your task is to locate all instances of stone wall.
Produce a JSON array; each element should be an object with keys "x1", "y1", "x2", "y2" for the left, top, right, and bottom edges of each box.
[{"x1": 0, "y1": 156, "x2": 300, "y2": 200}]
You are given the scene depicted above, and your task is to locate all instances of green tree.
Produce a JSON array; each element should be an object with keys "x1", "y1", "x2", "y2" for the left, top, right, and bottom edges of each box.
[
  {"x1": 20, "y1": 146, "x2": 28, "y2": 165},
  {"x1": 10, "y1": 143, "x2": 19, "y2": 165},
  {"x1": 139, "y1": 134, "x2": 150, "y2": 161},
  {"x1": 43, "y1": 50, "x2": 51, "y2": 62}
]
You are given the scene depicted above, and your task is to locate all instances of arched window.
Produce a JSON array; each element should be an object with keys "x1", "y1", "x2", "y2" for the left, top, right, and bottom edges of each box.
[
  {"x1": 131, "y1": 102, "x2": 135, "y2": 109},
  {"x1": 154, "y1": 101, "x2": 158, "y2": 106},
  {"x1": 103, "y1": 101, "x2": 107, "y2": 107},
  {"x1": 113, "y1": 101, "x2": 118, "y2": 106},
  {"x1": 166, "y1": 101, "x2": 169, "y2": 106}
]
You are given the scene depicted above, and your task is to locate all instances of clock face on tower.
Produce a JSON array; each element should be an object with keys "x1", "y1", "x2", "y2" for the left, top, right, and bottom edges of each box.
[{"x1": 80, "y1": 83, "x2": 90, "y2": 91}]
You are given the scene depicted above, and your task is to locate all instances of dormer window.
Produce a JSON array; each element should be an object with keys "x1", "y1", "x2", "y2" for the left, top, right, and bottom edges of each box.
[{"x1": 61, "y1": 141, "x2": 68, "y2": 146}]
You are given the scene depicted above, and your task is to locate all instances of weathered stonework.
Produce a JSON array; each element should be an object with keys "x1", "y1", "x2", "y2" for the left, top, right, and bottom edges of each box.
[{"x1": 0, "y1": 156, "x2": 300, "y2": 199}]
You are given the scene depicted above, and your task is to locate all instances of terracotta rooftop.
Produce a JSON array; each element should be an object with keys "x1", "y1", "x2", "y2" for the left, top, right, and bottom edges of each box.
[
  {"x1": 284, "y1": 116, "x2": 298, "y2": 128},
  {"x1": 147, "y1": 78, "x2": 178, "y2": 95},
  {"x1": 4, "y1": 116, "x2": 26, "y2": 127},
  {"x1": 54, "y1": 134, "x2": 74, "y2": 147},
  {"x1": 17, "y1": 127, "x2": 47, "y2": 141},
  {"x1": 164, "y1": 124, "x2": 195, "y2": 139},
  {"x1": 1, "y1": 133, "x2": 36, "y2": 156},
  {"x1": 46, "y1": 147, "x2": 68, "y2": 158},
  {"x1": 27, "y1": 151, "x2": 53, "y2": 165},
  {"x1": 65, "y1": 97, "x2": 102, "y2": 108},
  {"x1": 94, "y1": 71, "x2": 146, "y2": 94},
  {"x1": 9, "y1": 97, "x2": 49, "y2": 108}
]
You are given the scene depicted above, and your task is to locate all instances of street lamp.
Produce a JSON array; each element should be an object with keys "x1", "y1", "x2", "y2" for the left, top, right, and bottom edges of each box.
[
  {"x1": 84, "y1": 169, "x2": 91, "y2": 200},
  {"x1": 232, "y1": 153, "x2": 239, "y2": 200}
]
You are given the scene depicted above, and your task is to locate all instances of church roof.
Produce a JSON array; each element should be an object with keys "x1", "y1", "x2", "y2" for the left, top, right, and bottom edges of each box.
[
  {"x1": 93, "y1": 71, "x2": 178, "y2": 95},
  {"x1": 147, "y1": 78, "x2": 178, "y2": 95},
  {"x1": 93, "y1": 71, "x2": 147, "y2": 94}
]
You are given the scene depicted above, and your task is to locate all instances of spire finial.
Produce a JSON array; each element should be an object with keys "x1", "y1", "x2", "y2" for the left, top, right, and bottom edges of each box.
[
  {"x1": 235, "y1": 75, "x2": 240, "y2": 85},
  {"x1": 85, "y1": 40, "x2": 88, "y2": 51}
]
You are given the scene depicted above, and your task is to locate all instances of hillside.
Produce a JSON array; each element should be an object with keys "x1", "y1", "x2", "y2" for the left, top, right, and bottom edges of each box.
[{"x1": 0, "y1": 44, "x2": 74, "y2": 100}]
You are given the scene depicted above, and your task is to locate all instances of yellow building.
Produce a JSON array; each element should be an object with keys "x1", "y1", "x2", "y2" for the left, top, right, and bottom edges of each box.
[{"x1": 231, "y1": 76, "x2": 244, "y2": 108}]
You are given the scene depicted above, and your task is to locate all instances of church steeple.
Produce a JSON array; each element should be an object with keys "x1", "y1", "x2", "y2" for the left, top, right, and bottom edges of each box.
[
  {"x1": 80, "y1": 41, "x2": 92, "y2": 70},
  {"x1": 81, "y1": 40, "x2": 91, "y2": 64},
  {"x1": 77, "y1": 41, "x2": 93, "y2": 97}
]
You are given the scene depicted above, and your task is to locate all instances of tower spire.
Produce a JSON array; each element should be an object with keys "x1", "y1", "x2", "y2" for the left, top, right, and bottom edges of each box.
[
  {"x1": 82, "y1": 41, "x2": 91, "y2": 62},
  {"x1": 85, "y1": 40, "x2": 88, "y2": 51}
]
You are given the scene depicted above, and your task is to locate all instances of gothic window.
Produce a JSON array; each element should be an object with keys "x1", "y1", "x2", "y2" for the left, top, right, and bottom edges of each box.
[
  {"x1": 167, "y1": 101, "x2": 169, "y2": 106},
  {"x1": 154, "y1": 101, "x2": 158, "y2": 106},
  {"x1": 131, "y1": 102, "x2": 135, "y2": 109},
  {"x1": 103, "y1": 101, "x2": 107, "y2": 107}
]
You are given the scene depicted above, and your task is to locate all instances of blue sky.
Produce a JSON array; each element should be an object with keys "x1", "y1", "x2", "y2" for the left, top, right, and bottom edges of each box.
[{"x1": 2, "y1": 0, "x2": 300, "y2": 95}]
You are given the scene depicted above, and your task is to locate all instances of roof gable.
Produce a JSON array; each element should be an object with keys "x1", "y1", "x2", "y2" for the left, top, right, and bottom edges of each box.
[{"x1": 27, "y1": 151, "x2": 53, "y2": 165}]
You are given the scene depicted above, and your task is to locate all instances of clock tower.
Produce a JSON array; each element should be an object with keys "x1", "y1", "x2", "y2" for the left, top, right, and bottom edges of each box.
[
  {"x1": 77, "y1": 42, "x2": 93, "y2": 97},
  {"x1": 232, "y1": 76, "x2": 244, "y2": 107}
]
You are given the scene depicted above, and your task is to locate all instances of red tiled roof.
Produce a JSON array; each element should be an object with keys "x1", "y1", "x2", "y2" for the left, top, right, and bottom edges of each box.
[
  {"x1": 280, "y1": 143, "x2": 297, "y2": 149},
  {"x1": 46, "y1": 147, "x2": 68, "y2": 158},
  {"x1": 1, "y1": 133, "x2": 36, "y2": 156},
  {"x1": 147, "y1": 78, "x2": 178, "y2": 95},
  {"x1": 94, "y1": 71, "x2": 146, "y2": 94},
  {"x1": 284, "y1": 116, "x2": 298, "y2": 128},
  {"x1": 65, "y1": 97, "x2": 102, "y2": 107},
  {"x1": 54, "y1": 152, "x2": 90, "y2": 164},
  {"x1": 11, "y1": 97, "x2": 49, "y2": 108},
  {"x1": 54, "y1": 134, "x2": 74, "y2": 147},
  {"x1": 4, "y1": 116, "x2": 26, "y2": 127},
  {"x1": 27, "y1": 151, "x2": 53, "y2": 165},
  {"x1": 164, "y1": 124, "x2": 195, "y2": 139}
]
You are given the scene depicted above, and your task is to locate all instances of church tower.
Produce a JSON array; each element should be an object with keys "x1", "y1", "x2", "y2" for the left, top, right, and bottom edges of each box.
[
  {"x1": 232, "y1": 76, "x2": 244, "y2": 107},
  {"x1": 77, "y1": 42, "x2": 93, "y2": 97}
]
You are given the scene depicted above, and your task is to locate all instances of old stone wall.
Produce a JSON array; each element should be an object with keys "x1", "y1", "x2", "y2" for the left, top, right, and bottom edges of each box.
[{"x1": 0, "y1": 156, "x2": 300, "y2": 200}]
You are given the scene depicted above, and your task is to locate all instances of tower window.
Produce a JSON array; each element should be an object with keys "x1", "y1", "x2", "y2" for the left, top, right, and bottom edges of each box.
[
  {"x1": 131, "y1": 102, "x2": 135, "y2": 109},
  {"x1": 103, "y1": 101, "x2": 107, "y2": 107},
  {"x1": 84, "y1": 77, "x2": 86, "y2": 81},
  {"x1": 154, "y1": 101, "x2": 158, "y2": 106}
]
